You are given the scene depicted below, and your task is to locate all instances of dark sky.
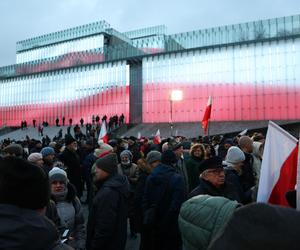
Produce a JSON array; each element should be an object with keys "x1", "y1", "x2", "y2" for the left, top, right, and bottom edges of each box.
[{"x1": 1, "y1": 0, "x2": 300, "y2": 66}]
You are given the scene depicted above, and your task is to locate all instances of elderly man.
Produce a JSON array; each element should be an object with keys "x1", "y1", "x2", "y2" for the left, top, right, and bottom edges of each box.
[{"x1": 188, "y1": 156, "x2": 242, "y2": 203}]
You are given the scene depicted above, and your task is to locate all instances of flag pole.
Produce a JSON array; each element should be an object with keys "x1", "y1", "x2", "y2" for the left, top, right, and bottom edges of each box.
[
  {"x1": 207, "y1": 119, "x2": 210, "y2": 138},
  {"x1": 297, "y1": 132, "x2": 300, "y2": 211}
]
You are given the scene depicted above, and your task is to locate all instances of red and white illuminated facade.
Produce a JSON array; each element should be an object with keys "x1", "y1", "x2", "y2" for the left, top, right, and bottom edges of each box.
[{"x1": 1, "y1": 16, "x2": 300, "y2": 126}]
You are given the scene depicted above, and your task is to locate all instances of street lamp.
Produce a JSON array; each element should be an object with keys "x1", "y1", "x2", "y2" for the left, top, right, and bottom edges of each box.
[{"x1": 170, "y1": 90, "x2": 183, "y2": 137}]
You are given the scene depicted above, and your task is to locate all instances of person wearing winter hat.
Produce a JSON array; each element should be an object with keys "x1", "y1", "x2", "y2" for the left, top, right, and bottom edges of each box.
[
  {"x1": 238, "y1": 136, "x2": 255, "y2": 193},
  {"x1": 127, "y1": 136, "x2": 142, "y2": 164},
  {"x1": 49, "y1": 167, "x2": 86, "y2": 250},
  {"x1": 117, "y1": 149, "x2": 139, "y2": 238},
  {"x1": 86, "y1": 153, "x2": 129, "y2": 250},
  {"x1": 59, "y1": 134, "x2": 83, "y2": 198},
  {"x1": 168, "y1": 139, "x2": 190, "y2": 194},
  {"x1": 188, "y1": 156, "x2": 243, "y2": 203},
  {"x1": 3, "y1": 143, "x2": 23, "y2": 158},
  {"x1": 27, "y1": 152, "x2": 44, "y2": 167},
  {"x1": 143, "y1": 149, "x2": 185, "y2": 250},
  {"x1": 223, "y1": 146, "x2": 245, "y2": 168},
  {"x1": 41, "y1": 146, "x2": 56, "y2": 174},
  {"x1": 223, "y1": 146, "x2": 250, "y2": 204},
  {"x1": 0, "y1": 157, "x2": 73, "y2": 250},
  {"x1": 146, "y1": 150, "x2": 162, "y2": 168},
  {"x1": 93, "y1": 143, "x2": 113, "y2": 158},
  {"x1": 64, "y1": 134, "x2": 77, "y2": 146}
]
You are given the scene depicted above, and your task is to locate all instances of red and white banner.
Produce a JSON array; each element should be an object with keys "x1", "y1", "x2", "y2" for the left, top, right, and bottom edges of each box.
[
  {"x1": 153, "y1": 129, "x2": 161, "y2": 145},
  {"x1": 202, "y1": 96, "x2": 212, "y2": 135},
  {"x1": 257, "y1": 121, "x2": 299, "y2": 207},
  {"x1": 98, "y1": 120, "x2": 108, "y2": 144}
]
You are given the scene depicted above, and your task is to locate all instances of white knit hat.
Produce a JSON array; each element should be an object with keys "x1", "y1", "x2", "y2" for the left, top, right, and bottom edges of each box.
[
  {"x1": 48, "y1": 167, "x2": 67, "y2": 183},
  {"x1": 27, "y1": 153, "x2": 43, "y2": 163},
  {"x1": 224, "y1": 146, "x2": 245, "y2": 165}
]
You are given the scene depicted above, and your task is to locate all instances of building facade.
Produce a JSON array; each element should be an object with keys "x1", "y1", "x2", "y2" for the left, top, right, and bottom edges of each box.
[{"x1": 1, "y1": 15, "x2": 300, "y2": 126}]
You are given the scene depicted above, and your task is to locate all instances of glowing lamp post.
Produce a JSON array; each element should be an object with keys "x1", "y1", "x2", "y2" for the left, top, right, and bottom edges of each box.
[{"x1": 169, "y1": 90, "x2": 183, "y2": 137}]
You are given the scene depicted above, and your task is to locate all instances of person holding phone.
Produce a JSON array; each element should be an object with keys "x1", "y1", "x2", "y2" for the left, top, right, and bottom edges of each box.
[{"x1": 49, "y1": 167, "x2": 86, "y2": 250}]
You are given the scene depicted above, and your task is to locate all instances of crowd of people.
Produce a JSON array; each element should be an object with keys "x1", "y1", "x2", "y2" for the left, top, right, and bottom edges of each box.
[{"x1": 1, "y1": 127, "x2": 300, "y2": 250}]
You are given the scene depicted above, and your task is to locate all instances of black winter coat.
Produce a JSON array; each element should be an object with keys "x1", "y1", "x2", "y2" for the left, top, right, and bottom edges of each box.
[
  {"x1": 59, "y1": 148, "x2": 82, "y2": 197},
  {"x1": 0, "y1": 204, "x2": 72, "y2": 250},
  {"x1": 188, "y1": 178, "x2": 243, "y2": 203},
  {"x1": 86, "y1": 174, "x2": 129, "y2": 250}
]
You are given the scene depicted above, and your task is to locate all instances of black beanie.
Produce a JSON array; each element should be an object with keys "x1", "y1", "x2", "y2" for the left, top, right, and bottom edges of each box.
[
  {"x1": 65, "y1": 135, "x2": 76, "y2": 146},
  {"x1": 95, "y1": 153, "x2": 118, "y2": 174},
  {"x1": 0, "y1": 157, "x2": 50, "y2": 210}
]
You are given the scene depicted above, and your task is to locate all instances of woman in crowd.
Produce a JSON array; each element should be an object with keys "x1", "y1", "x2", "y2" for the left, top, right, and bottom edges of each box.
[
  {"x1": 49, "y1": 167, "x2": 86, "y2": 250},
  {"x1": 185, "y1": 143, "x2": 205, "y2": 191}
]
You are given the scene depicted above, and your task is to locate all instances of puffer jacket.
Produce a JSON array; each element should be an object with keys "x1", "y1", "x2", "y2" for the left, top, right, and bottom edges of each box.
[{"x1": 178, "y1": 195, "x2": 239, "y2": 250}]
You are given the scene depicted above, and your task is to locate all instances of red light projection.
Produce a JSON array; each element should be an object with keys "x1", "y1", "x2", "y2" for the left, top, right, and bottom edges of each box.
[{"x1": 142, "y1": 82, "x2": 300, "y2": 122}]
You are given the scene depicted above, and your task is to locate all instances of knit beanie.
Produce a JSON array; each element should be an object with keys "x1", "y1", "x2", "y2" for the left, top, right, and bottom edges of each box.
[
  {"x1": 28, "y1": 153, "x2": 43, "y2": 163},
  {"x1": 48, "y1": 167, "x2": 68, "y2": 184},
  {"x1": 3, "y1": 144, "x2": 23, "y2": 157},
  {"x1": 120, "y1": 150, "x2": 133, "y2": 160},
  {"x1": 94, "y1": 143, "x2": 113, "y2": 158},
  {"x1": 224, "y1": 146, "x2": 245, "y2": 165},
  {"x1": 48, "y1": 141, "x2": 57, "y2": 148},
  {"x1": 161, "y1": 149, "x2": 177, "y2": 165},
  {"x1": 0, "y1": 157, "x2": 50, "y2": 210},
  {"x1": 40, "y1": 147, "x2": 55, "y2": 158},
  {"x1": 146, "y1": 150, "x2": 162, "y2": 164},
  {"x1": 95, "y1": 153, "x2": 118, "y2": 174},
  {"x1": 65, "y1": 135, "x2": 76, "y2": 146}
]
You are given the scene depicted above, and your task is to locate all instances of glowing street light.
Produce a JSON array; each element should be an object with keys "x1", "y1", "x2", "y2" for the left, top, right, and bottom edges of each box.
[{"x1": 169, "y1": 90, "x2": 183, "y2": 136}]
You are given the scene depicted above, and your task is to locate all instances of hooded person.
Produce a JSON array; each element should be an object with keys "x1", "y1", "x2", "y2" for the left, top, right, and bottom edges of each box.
[
  {"x1": 86, "y1": 153, "x2": 129, "y2": 250},
  {"x1": 179, "y1": 195, "x2": 240, "y2": 250},
  {"x1": 0, "y1": 157, "x2": 73, "y2": 250},
  {"x1": 49, "y1": 167, "x2": 86, "y2": 250}
]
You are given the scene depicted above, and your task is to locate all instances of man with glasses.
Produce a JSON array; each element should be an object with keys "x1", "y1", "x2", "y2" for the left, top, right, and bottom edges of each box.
[{"x1": 188, "y1": 156, "x2": 242, "y2": 202}]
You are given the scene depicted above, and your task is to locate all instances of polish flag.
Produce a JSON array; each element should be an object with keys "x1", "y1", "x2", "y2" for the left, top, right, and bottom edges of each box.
[
  {"x1": 137, "y1": 132, "x2": 141, "y2": 140},
  {"x1": 153, "y1": 129, "x2": 161, "y2": 145},
  {"x1": 98, "y1": 120, "x2": 108, "y2": 144},
  {"x1": 257, "y1": 121, "x2": 299, "y2": 207},
  {"x1": 201, "y1": 96, "x2": 212, "y2": 135}
]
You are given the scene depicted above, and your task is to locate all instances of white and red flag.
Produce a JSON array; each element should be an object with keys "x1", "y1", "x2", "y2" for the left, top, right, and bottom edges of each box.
[
  {"x1": 202, "y1": 96, "x2": 212, "y2": 135},
  {"x1": 98, "y1": 120, "x2": 108, "y2": 144},
  {"x1": 257, "y1": 121, "x2": 299, "y2": 207},
  {"x1": 153, "y1": 129, "x2": 161, "y2": 145}
]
